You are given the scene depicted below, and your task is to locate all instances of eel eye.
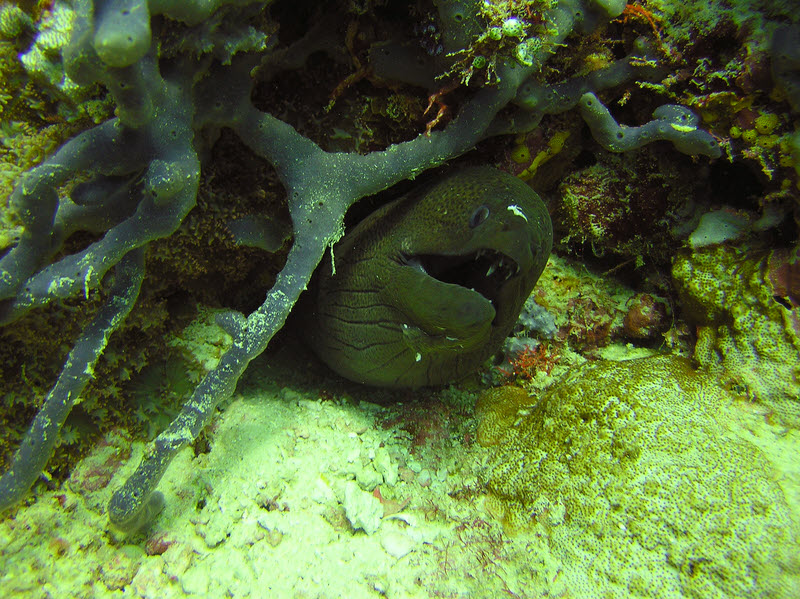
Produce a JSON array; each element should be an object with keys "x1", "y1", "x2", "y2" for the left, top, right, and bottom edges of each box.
[{"x1": 469, "y1": 205, "x2": 490, "y2": 228}]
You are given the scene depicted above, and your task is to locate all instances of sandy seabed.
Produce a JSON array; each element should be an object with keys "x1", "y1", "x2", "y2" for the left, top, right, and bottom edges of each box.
[{"x1": 1, "y1": 348, "x2": 799, "y2": 599}]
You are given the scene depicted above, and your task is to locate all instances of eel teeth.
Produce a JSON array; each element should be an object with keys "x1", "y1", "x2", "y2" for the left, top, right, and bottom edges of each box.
[
  {"x1": 483, "y1": 254, "x2": 519, "y2": 280},
  {"x1": 407, "y1": 257, "x2": 427, "y2": 274}
]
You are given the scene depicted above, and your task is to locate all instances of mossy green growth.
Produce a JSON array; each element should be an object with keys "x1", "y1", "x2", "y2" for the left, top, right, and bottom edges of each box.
[
  {"x1": 436, "y1": 0, "x2": 560, "y2": 85},
  {"x1": 648, "y1": 0, "x2": 795, "y2": 46},
  {"x1": 672, "y1": 245, "x2": 800, "y2": 427},
  {"x1": 478, "y1": 355, "x2": 800, "y2": 598}
]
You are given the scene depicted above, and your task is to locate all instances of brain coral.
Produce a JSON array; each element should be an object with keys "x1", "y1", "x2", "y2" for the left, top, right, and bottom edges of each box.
[{"x1": 478, "y1": 355, "x2": 800, "y2": 599}]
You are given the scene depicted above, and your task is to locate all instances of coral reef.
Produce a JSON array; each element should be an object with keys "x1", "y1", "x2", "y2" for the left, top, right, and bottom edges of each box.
[
  {"x1": 0, "y1": 0, "x2": 726, "y2": 531},
  {"x1": 0, "y1": 0, "x2": 796, "y2": 551}
]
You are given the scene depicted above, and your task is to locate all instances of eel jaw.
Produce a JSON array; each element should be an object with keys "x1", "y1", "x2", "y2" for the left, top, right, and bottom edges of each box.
[{"x1": 403, "y1": 249, "x2": 521, "y2": 325}]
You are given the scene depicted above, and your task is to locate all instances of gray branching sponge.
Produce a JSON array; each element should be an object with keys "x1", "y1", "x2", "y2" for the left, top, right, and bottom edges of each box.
[
  {"x1": 93, "y1": 0, "x2": 152, "y2": 67},
  {"x1": 0, "y1": 249, "x2": 145, "y2": 513},
  {"x1": 579, "y1": 92, "x2": 722, "y2": 158}
]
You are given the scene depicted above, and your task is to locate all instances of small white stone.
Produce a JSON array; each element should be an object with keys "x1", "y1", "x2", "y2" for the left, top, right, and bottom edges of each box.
[
  {"x1": 309, "y1": 476, "x2": 337, "y2": 504},
  {"x1": 356, "y1": 465, "x2": 383, "y2": 490},
  {"x1": 279, "y1": 387, "x2": 304, "y2": 402},
  {"x1": 381, "y1": 530, "x2": 415, "y2": 559},
  {"x1": 343, "y1": 481, "x2": 383, "y2": 535},
  {"x1": 417, "y1": 469, "x2": 432, "y2": 487},
  {"x1": 297, "y1": 398, "x2": 323, "y2": 411},
  {"x1": 181, "y1": 564, "x2": 211, "y2": 595},
  {"x1": 373, "y1": 447, "x2": 398, "y2": 486}
]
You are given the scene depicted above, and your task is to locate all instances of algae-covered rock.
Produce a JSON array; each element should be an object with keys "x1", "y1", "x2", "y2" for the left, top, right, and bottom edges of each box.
[
  {"x1": 672, "y1": 245, "x2": 800, "y2": 427},
  {"x1": 478, "y1": 355, "x2": 800, "y2": 599}
]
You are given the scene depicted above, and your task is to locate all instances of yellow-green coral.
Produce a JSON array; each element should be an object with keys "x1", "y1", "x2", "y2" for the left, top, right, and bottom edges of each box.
[
  {"x1": 0, "y1": 4, "x2": 33, "y2": 40},
  {"x1": 18, "y1": 1, "x2": 83, "y2": 101},
  {"x1": 728, "y1": 110, "x2": 796, "y2": 183},
  {"x1": 672, "y1": 245, "x2": 800, "y2": 426},
  {"x1": 515, "y1": 129, "x2": 570, "y2": 181},
  {"x1": 478, "y1": 355, "x2": 800, "y2": 598}
]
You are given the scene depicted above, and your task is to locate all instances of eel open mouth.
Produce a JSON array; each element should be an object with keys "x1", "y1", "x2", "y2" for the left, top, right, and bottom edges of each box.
[{"x1": 402, "y1": 249, "x2": 520, "y2": 323}]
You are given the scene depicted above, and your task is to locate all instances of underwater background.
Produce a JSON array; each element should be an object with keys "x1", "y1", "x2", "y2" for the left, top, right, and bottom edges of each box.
[{"x1": 0, "y1": 0, "x2": 798, "y2": 597}]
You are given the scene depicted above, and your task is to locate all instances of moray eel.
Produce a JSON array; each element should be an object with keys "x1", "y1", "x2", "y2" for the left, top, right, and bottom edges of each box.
[{"x1": 304, "y1": 166, "x2": 552, "y2": 388}]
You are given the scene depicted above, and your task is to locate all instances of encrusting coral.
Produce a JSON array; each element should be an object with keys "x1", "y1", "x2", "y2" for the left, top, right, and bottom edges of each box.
[
  {"x1": 0, "y1": 0, "x2": 747, "y2": 534},
  {"x1": 673, "y1": 244, "x2": 800, "y2": 426},
  {"x1": 477, "y1": 355, "x2": 800, "y2": 599}
]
